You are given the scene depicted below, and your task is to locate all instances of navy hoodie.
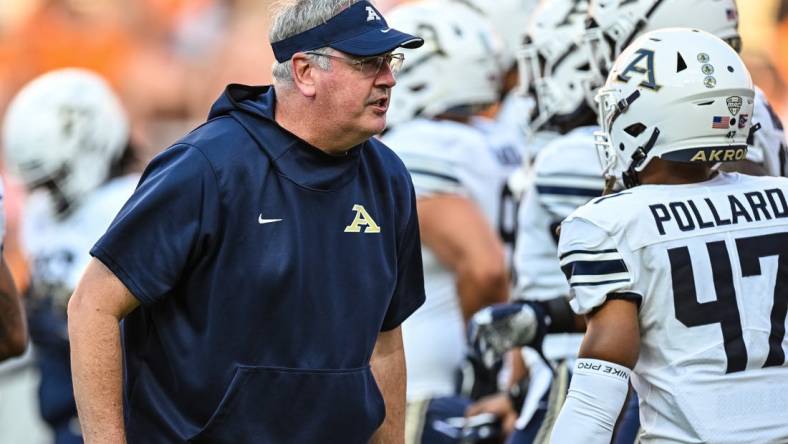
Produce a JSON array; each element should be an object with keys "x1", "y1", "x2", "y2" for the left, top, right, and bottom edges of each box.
[{"x1": 91, "y1": 84, "x2": 426, "y2": 443}]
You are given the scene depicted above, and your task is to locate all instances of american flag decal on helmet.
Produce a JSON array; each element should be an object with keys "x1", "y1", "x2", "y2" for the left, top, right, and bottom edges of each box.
[{"x1": 712, "y1": 116, "x2": 731, "y2": 129}]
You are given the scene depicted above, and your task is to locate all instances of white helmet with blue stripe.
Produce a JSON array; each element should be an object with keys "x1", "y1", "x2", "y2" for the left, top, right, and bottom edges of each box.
[{"x1": 595, "y1": 28, "x2": 754, "y2": 188}]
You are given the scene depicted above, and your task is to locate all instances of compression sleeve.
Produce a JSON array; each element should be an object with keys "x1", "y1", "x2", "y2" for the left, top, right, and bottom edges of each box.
[{"x1": 549, "y1": 358, "x2": 630, "y2": 444}]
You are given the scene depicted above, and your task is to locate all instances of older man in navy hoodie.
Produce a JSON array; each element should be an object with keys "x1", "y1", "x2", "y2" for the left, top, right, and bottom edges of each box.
[{"x1": 67, "y1": 1, "x2": 425, "y2": 443}]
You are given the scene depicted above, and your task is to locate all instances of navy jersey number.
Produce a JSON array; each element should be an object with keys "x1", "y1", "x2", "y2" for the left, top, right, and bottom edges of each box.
[
  {"x1": 498, "y1": 183, "x2": 519, "y2": 250},
  {"x1": 668, "y1": 232, "x2": 788, "y2": 373}
]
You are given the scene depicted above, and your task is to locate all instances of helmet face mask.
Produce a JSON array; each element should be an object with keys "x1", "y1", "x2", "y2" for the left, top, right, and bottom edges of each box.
[
  {"x1": 517, "y1": 0, "x2": 594, "y2": 132},
  {"x1": 582, "y1": 22, "x2": 617, "y2": 108},
  {"x1": 594, "y1": 28, "x2": 754, "y2": 188},
  {"x1": 516, "y1": 41, "x2": 542, "y2": 103},
  {"x1": 2, "y1": 68, "x2": 129, "y2": 215}
]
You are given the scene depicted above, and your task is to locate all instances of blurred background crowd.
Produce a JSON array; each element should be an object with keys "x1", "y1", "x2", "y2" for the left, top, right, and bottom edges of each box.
[{"x1": 1, "y1": 0, "x2": 788, "y2": 442}]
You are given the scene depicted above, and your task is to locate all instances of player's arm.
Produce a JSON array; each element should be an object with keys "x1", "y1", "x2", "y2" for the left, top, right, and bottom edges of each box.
[
  {"x1": 550, "y1": 217, "x2": 640, "y2": 443},
  {"x1": 550, "y1": 299, "x2": 640, "y2": 443},
  {"x1": 417, "y1": 194, "x2": 509, "y2": 320},
  {"x1": 464, "y1": 350, "x2": 526, "y2": 435},
  {"x1": 370, "y1": 325, "x2": 406, "y2": 444},
  {"x1": 0, "y1": 256, "x2": 26, "y2": 361},
  {"x1": 68, "y1": 258, "x2": 140, "y2": 443}
]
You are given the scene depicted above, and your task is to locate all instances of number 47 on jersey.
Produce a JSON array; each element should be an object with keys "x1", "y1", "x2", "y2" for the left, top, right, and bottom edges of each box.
[{"x1": 669, "y1": 232, "x2": 788, "y2": 374}]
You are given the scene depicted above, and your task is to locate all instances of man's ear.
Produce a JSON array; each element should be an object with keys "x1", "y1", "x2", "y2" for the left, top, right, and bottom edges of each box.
[{"x1": 291, "y1": 53, "x2": 318, "y2": 97}]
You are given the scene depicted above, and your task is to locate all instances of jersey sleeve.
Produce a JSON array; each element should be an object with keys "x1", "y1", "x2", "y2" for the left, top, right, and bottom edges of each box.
[
  {"x1": 383, "y1": 124, "x2": 469, "y2": 198},
  {"x1": 557, "y1": 216, "x2": 640, "y2": 315},
  {"x1": 397, "y1": 149, "x2": 466, "y2": 198},
  {"x1": 513, "y1": 183, "x2": 569, "y2": 300},
  {"x1": 532, "y1": 134, "x2": 604, "y2": 221},
  {"x1": 90, "y1": 144, "x2": 221, "y2": 306},
  {"x1": 380, "y1": 179, "x2": 426, "y2": 331}
]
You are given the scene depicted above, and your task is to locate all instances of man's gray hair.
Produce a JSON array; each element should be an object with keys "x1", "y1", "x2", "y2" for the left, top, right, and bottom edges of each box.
[{"x1": 270, "y1": 0, "x2": 368, "y2": 83}]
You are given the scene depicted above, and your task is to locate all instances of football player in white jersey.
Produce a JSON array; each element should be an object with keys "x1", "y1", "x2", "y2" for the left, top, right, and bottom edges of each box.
[
  {"x1": 383, "y1": 1, "x2": 530, "y2": 442},
  {"x1": 551, "y1": 28, "x2": 788, "y2": 443},
  {"x1": 465, "y1": 1, "x2": 603, "y2": 440},
  {"x1": 483, "y1": 2, "x2": 609, "y2": 441},
  {"x1": 2, "y1": 68, "x2": 139, "y2": 444},
  {"x1": 509, "y1": 0, "x2": 787, "y2": 357},
  {"x1": 472, "y1": 1, "x2": 788, "y2": 441}
]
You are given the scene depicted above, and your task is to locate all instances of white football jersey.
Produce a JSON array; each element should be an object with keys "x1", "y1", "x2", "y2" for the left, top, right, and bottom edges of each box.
[
  {"x1": 22, "y1": 175, "x2": 139, "y2": 324},
  {"x1": 559, "y1": 172, "x2": 788, "y2": 443},
  {"x1": 383, "y1": 117, "x2": 524, "y2": 400},
  {"x1": 747, "y1": 86, "x2": 788, "y2": 177},
  {"x1": 496, "y1": 93, "x2": 535, "y2": 160},
  {"x1": 513, "y1": 126, "x2": 604, "y2": 360}
]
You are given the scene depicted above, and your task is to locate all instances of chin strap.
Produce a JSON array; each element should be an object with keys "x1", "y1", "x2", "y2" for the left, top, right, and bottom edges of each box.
[
  {"x1": 623, "y1": 126, "x2": 660, "y2": 188},
  {"x1": 747, "y1": 122, "x2": 762, "y2": 146},
  {"x1": 622, "y1": 169, "x2": 640, "y2": 189},
  {"x1": 607, "y1": 90, "x2": 641, "y2": 130}
]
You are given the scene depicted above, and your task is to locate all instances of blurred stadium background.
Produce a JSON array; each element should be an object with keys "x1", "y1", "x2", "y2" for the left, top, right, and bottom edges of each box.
[{"x1": 0, "y1": 0, "x2": 785, "y2": 289}]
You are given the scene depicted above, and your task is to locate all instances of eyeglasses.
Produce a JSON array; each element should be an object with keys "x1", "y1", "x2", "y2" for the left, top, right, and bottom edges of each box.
[{"x1": 305, "y1": 52, "x2": 405, "y2": 78}]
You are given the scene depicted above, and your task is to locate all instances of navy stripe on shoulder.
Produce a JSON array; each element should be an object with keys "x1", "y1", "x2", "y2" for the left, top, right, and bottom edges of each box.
[
  {"x1": 560, "y1": 259, "x2": 627, "y2": 280},
  {"x1": 408, "y1": 168, "x2": 460, "y2": 184},
  {"x1": 536, "y1": 185, "x2": 602, "y2": 198},
  {"x1": 570, "y1": 278, "x2": 630, "y2": 288},
  {"x1": 559, "y1": 248, "x2": 618, "y2": 260}
]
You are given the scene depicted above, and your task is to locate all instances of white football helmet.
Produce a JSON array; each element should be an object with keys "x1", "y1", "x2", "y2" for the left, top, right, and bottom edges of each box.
[
  {"x1": 595, "y1": 28, "x2": 754, "y2": 188},
  {"x1": 458, "y1": 0, "x2": 540, "y2": 70},
  {"x1": 385, "y1": 0, "x2": 504, "y2": 128},
  {"x1": 518, "y1": 0, "x2": 594, "y2": 131},
  {"x1": 2, "y1": 68, "x2": 129, "y2": 214},
  {"x1": 584, "y1": 0, "x2": 740, "y2": 107}
]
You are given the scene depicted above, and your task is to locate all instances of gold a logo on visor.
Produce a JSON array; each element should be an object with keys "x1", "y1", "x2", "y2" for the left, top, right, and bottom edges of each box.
[{"x1": 366, "y1": 6, "x2": 381, "y2": 21}]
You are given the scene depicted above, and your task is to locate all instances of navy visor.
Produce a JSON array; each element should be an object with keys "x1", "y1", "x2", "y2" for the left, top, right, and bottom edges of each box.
[{"x1": 271, "y1": 1, "x2": 423, "y2": 63}]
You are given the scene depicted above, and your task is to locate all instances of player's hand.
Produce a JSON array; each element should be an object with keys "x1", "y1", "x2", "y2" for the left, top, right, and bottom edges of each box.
[
  {"x1": 465, "y1": 392, "x2": 518, "y2": 437},
  {"x1": 467, "y1": 301, "x2": 546, "y2": 368}
]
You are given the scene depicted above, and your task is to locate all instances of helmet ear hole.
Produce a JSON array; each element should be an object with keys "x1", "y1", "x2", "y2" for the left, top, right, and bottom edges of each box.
[{"x1": 624, "y1": 122, "x2": 647, "y2": 137}]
